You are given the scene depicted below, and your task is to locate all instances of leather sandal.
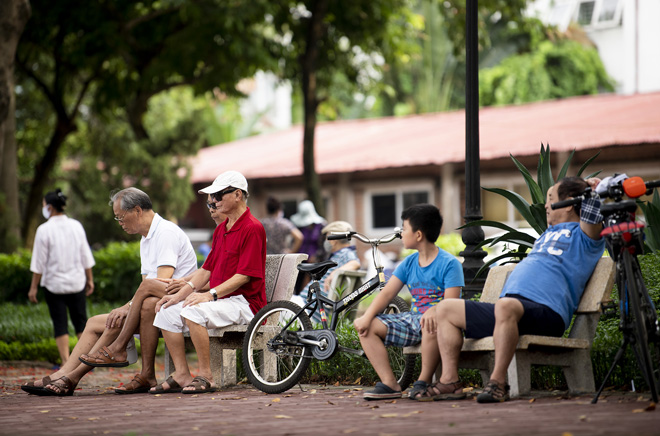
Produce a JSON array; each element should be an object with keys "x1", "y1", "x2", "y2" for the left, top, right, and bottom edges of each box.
[
  {"x1": 182, "y1": 376, "x2": 217, "y2": 394},
  {"x1": 115, "y1": 374, "x2": 153, "y2": 395},
  {"x1": 33, "y1": 376, "x2": 76, "y2": 397},
  {"x1": 21, "y1": 375, "x2": 52, "y2": 395},
  {"x1": 79, "y1": 346, "x2": 129, "y2": 368}
]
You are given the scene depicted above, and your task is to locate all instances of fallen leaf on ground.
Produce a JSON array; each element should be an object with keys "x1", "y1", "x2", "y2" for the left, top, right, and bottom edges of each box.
[
  {"x1": 579, "y1": 415, "x2": 587, "y2": 421},
  {"x1": 529, "y1": 399, "x2": 535, "y2": 403},
  {"x1": 403, "y1": 411, "x2": 423, "y2": 417},
  {"x1": 88, "y1": 417, "x2": 99, "y2": 421},
  {"x1": 380, "y1": 413, "x2": 398, "y2": 418},
  {"x1": 327, "y1": 401, "x2": 335, "y2": 405},
  {"x1": 39, "y1": 410, "x2": 49, "y2": 413},
  {"x1": 310, "y1": 389, "x2": 317, "y2": 394},
  {"x1": 342, "y1": 429, "x2": 357, "y2": 434},
  {"x1": 646, "y1": 402, "x2": 656, "y2": 411},
  {"x1": 272, "y1": 398, "x2": 281, "y2": 402},
  {"x1": 274, "y1": 415, "x2": 292, "y2": 419}
]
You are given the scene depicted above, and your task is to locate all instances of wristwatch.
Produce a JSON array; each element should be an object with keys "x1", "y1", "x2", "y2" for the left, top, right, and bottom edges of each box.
[{"x1": 209, "y1": 288, "x2": 218, "y2": 301}]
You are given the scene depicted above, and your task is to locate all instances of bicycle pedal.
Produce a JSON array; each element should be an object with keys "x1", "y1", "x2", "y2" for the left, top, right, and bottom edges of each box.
[{"x1": 339, "y1": 346, "x2": 365, "y2": 357}]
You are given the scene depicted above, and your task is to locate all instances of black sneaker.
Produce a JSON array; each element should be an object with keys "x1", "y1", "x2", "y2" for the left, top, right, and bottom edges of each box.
[{"x1": 476, "y1": 379, "x2": 510, "y2": 403}]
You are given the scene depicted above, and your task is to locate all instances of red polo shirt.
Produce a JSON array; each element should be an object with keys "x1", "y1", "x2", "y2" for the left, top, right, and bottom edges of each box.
[{"x1": 202, "y1": 207, "x2": 266, "y2": 314}]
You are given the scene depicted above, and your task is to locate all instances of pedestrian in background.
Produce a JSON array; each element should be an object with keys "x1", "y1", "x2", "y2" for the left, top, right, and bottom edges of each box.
[
  {"x1": 29, "y1": 189, "x2": 95, "y2": 366},
  {"x1": 290, "y1": 200, "x2": 326, "y2": 294},
  {"x1": 261, "y1": 196, "x2": 303, "y2": 255}
]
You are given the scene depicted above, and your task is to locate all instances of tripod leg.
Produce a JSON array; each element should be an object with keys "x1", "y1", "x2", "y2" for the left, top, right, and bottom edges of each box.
[{"x1": 592, "y1": 339, "x2": 628, "y2": 404}]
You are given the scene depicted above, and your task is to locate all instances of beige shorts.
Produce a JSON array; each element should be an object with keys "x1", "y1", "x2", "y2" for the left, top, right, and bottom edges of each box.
[{"x1": 153, "y1": 295, "x2": 253, "y2": 333}]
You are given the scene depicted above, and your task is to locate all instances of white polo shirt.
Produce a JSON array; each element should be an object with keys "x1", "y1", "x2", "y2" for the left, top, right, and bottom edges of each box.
[
  {"x1": 30, "y1": 215, "x2": 96, "y2": 294},
  {"x1": 140, "y1": 213, "x2": 197, "y2": 279}
]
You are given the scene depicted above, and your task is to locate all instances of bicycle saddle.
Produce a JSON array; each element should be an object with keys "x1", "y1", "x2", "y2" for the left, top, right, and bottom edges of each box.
[{"x1": 297, "y1": 260, "x2": 338, "y2": 280}]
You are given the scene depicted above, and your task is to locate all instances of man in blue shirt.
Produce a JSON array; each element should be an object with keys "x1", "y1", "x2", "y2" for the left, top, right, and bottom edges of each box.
[{"x1": 421, "y1": 177, "x2": 605, "y2": 403}]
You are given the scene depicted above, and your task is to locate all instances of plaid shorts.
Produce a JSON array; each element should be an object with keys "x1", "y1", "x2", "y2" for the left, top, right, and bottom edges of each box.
[{"x1": 376, "y1": 311, "x2": 424, "y2": 347}]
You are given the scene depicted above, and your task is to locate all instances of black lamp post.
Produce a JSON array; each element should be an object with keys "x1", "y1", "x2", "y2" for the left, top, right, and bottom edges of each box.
[{"x1": 460, "y1": 0, "x2": 487, "y2": 299}]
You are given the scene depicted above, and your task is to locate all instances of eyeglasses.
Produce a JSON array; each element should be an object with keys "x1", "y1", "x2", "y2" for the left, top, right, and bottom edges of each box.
[
  {"x1": 206, "y1": 202, "x2": 218, "y2": 210},
  {"x1": 114, "y1": 209, "x2": 131, "y2": 222},
  {"x1": 212, "y1": 187, "x2": 239, "y2": 201}
]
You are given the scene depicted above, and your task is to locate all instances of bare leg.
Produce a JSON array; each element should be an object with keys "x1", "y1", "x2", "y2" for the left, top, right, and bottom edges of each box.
[
  {"x1": 490, "y1": 298, "x2": 524, "y2": 384},
  {"x1": 418, "y1": 329, "x2": 440, "y2": 383},
  {"x1": 183, "y1": 320, "x2": 214, "y2": 391},
  {"x1": 101, "y1": 280, "x2": 168, "y2": 360},
  {"x1": 55, "y1": 334, "x2": 70, "y2": 365},
  {"x1": 359, "y1": 319, "x2": 400, "y2": 391},
  {"x1": 435, "y1": 299, "x2": 467, "y2": 384},
  {"x1": 31, "y1": 314, "x2": 109, "y2": 387},
  {"x1": 151, "y1": 330, "x2": 193, "y2": 392}
]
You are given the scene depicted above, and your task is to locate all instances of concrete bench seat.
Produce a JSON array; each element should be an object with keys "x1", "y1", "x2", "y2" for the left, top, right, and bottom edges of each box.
[
  {"x1": 164, "y1": 253, "x2": 307, "y2": 388},
  {"x1": 403, "y1": 257, "x2": 615, "y2": 398}
]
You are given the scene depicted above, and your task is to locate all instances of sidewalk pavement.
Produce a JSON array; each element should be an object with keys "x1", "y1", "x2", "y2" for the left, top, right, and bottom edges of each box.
[{"x1": 1, "y1": 361, "x2": 659, "y2": 436}]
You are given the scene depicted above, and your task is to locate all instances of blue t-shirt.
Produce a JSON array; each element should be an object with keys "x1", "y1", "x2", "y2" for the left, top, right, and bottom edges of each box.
[
  {"x1": 393, "y1": 248, "x2": 465, "y2": 314},
  {"x1": 501, "y1": 221, "x2": 605, "y2": 329}
]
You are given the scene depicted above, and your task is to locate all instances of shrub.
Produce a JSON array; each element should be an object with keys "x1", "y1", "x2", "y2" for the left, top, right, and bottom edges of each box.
[
  {"x1": 0, "y1": 249, "x2": 32, "y2": 303},
  {"x1": 91, "y1": 241, "x2": 142, "y2": 303},
  {"x1": 0, "y1": 241, "x2": 143, "y2": 305}
]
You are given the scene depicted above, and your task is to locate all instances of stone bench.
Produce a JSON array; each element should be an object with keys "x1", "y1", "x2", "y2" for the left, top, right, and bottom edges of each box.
[
  {"x1": 164, "y1": 253, "x2": 307, "y2": 387},
  {"x1": 403, "y1": 257, "x2": 615, "y2": 397}
]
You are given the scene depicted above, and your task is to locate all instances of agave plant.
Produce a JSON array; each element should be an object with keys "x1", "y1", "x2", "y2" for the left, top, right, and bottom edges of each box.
[
  {"x1": 638, "y1": 188, "x2": 660, "y2": 254},
  {"x1": 460, "y1": 144, "x2": 600, "y2": 274}
]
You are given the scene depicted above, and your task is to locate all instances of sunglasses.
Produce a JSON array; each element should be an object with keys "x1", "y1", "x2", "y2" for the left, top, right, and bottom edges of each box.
[
  {"x1": 212, "y1": 187, "x2": 239, "y2": 202},
  {"x1": 206, "y1": 202, "x2": 218, "y2": 210}
]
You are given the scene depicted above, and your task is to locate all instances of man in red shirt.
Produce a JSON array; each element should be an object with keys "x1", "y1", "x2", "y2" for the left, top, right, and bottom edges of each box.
[{"x1": 150, "y1": 170, "x2": 266, "y2": 394}]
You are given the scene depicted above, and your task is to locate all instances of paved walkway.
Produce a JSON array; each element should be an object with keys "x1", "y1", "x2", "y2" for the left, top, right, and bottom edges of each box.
[{"x1": 1, "y1": 361, "x2": 659, "y2": 436}]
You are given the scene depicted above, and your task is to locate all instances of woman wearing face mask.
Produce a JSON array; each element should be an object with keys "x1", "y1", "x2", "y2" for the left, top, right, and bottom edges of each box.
[
  {"x1": 292, "y1": 221, "x2": 360, "y2": 322},
  {"x1": 29, "y1": 188, "x2": 95, "y2": 367}
]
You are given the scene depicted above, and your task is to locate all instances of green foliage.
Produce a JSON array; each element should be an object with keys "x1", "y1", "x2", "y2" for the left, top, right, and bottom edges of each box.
[
  {"x1": 480, "y1": 40, "x2": 614, "y2": 106},
  {"x1": 0, "y1": 242, "x2": 141, "y2": 304},
  {"x1": 400, "y1": 232, "x2": 466, "y2": 259},
  {"x1": 461, "y1": 144, "x2": 600, "y2": 271},
  {"x1": 91, "y1": 242, "x2": 142, "y2": 303},
  {"x1": 639, "y1": 188, "x2": 660, "y2": 253},
  {"x1": 0, "y1": 249, "x2": 32, "y2": 303}
]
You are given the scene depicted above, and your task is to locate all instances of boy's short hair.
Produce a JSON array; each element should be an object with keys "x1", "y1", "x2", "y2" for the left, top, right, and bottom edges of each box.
[{"x1": 401, "y1": 203, "x2": 443, "y2": 243}]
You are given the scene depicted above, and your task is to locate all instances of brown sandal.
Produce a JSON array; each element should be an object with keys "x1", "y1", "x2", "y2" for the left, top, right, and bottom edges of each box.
[
  {"x1": 414, "y1": 380, "x2": 467, "y2": 402},
  {"x1": 34, "y1": 376, "x2": 77, "y2": 397},
  {"x1": 21, "y1": 375, "x2": 52, "y2": 395},
  {"x1": 115, "y1": 374, "x2": 153, "y2": 395},
  {"x1": 182, "y1": 376, "x2": 217, "y2": 394},
  {"x1": 79, "y1": 346, "x2": 129, "y2": 367}
]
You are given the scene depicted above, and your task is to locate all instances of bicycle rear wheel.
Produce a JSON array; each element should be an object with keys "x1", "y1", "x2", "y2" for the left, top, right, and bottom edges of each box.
[
  {"x1": 242, "y1": 300, "x2": 313, "y2": 394},
  {"x1": 623, "y1": 251, "x2": 660, "y2": 402},
  {"x1": 382, "y1": 296, "x2": 417, "y2": 391}
]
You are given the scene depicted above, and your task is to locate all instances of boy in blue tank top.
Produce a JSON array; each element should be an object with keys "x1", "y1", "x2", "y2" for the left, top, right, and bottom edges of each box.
[
  {"x1": 356, "y1": 204, "x2": 464, "y2": 400},
  {"x1": 423, "y1": 177, "x2": 605, "y2": 403}
]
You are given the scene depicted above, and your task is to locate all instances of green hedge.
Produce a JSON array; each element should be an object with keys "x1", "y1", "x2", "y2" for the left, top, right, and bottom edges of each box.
[{"x1": 0, "y1": 241, "x2": 142, "y2": 304}]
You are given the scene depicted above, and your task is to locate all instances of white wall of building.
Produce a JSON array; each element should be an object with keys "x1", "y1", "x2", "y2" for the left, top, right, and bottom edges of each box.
[{"x1": 529, "y1": 0, "x2": 660, "y2": 95}]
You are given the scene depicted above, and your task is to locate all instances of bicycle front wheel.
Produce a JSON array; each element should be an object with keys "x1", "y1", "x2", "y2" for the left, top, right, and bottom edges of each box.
[
  {"x1": 382, "y1": 296, "x2": 417, "y2": 391},
  {"x1": 623, "y1": 251, "x2": 660, "y2": 402},
  {"x1": 242, "y1": 300, "x2": 313, "y2": 394}
]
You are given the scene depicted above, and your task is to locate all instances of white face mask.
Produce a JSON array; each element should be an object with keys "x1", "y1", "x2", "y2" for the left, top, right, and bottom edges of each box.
[
  {"x1": 323, "y1": 240, "x2": 333, "y2": 253},
  {"x1": 42, "y1": 205, "x2": 51, "y2": 220}
]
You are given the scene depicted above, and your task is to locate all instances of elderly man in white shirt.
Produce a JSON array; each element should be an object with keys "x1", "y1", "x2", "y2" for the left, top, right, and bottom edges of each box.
[{"x1": 23, "y1": 187, "x2": 198, "y2": 397}]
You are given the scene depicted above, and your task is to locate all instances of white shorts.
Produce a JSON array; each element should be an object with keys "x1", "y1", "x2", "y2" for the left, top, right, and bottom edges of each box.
[{"x1": 153, "y1": 295, "x2": 254, "y2": 333}]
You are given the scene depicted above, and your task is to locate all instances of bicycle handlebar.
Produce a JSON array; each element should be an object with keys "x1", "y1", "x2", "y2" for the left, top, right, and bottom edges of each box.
[
  {"x1": 327, "y1": 228, "x2": 402, "y2": 245},
  {"x1": 550, "y1": 177, "x2": 660, "y2": 210}
]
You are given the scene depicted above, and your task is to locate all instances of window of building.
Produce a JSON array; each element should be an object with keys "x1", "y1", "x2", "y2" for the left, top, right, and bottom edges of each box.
[
  {"x1": 575, "y1": 0, "x2": 622, "y2": 28},
  {"x1": 366, "y1": 186, "x2": 432, "y2": 233}
]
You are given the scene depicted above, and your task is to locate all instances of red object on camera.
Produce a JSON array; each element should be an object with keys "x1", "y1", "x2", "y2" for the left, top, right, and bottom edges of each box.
[{"x1": 622, "y1": 176, "x2": 647, "y2": 199}]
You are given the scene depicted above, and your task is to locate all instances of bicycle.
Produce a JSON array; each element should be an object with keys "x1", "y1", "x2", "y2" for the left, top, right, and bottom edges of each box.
[
  {"x1": 551, "y1": 175, "x2": 660, "y2": 403},
  {"x1": 242, "y1": 228, "x2": 417, "y2": 394}
]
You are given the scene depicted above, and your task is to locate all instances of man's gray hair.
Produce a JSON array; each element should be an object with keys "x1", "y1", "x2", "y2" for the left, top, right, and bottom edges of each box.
[{"x1": 109, "y1": 187, "x2": 153, "y2": 211}]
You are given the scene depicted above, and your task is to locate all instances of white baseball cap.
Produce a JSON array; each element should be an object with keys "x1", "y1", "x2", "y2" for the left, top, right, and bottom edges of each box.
[{"x1": 198, "y1": 170, "x2": 248, "y2": 194}]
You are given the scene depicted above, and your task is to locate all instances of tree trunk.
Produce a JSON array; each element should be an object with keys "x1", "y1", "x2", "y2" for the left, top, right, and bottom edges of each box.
[
  {"x1": 0, "y1": 0, "x2": 31, "y2": 253},
  {"x1": 300, "y1": 0, "x2": 328, "y2": 218},
  {"x1": 22, "y1": 119, "x2": 76, "y2": 247}
]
